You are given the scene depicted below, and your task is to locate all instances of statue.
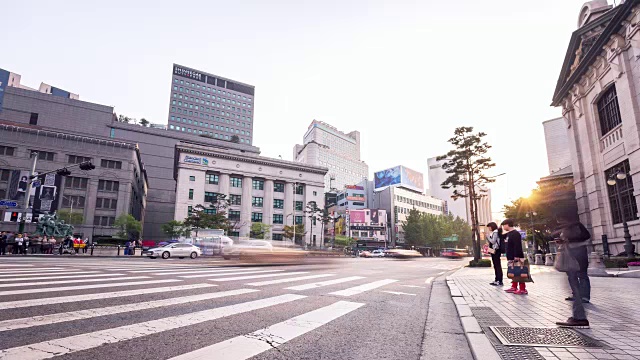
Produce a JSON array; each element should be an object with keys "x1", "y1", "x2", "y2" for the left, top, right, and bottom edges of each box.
[{"x1": 36, "y1": 214, "x2": 74, "y2": 238}]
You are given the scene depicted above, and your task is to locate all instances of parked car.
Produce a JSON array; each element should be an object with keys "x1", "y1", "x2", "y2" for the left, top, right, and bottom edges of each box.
[
  {"x1": 144, "y1": 243, "x2": 201, "y2": 259},
  {"x1": 371, "y1": 249, "x2": 385, "y2": 258}
]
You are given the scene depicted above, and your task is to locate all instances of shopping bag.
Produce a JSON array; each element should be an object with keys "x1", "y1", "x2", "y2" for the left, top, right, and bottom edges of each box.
[
  {"x1": 554, "y1": 246, "x2": 579, "y2": 273},
  {"x1": 507, "y1": 259, "x2": 534, "y2": 282}
]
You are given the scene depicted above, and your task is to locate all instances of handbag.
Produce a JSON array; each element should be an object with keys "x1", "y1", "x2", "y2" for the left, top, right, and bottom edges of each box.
[
  {"x1": 507, "y1": 259, "x2": 533, "y2": 282},
  {"x1": 554, "y1": 246, "x2": 579, "y2": 273}
]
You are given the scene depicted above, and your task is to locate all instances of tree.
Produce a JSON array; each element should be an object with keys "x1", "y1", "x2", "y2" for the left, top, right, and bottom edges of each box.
[
  {"x1": 114, "y1": 214, "x2": 142, "y2": 240},
  {"x1": 306, "y1": 201, "x2": 322, "y2": 248},
  {"x1": 118, "y1": 115, "x2": 131, "y2": 123},
  {"x1": 437, "y1": 127, "x2": 496, "y2": 261},
  {"x1": 139, "y1": 118, "x2": 149, "y2": 127},
  {"x1": 250, "y1": 223, "x2": 271, "y2": 239},
  {"x1": 403, "y1": 209, "x2": 426, "y2": 247},
  {"x1": 183, "y1": 204, "x2": 230, "y2": 237},
  {"x1": 284, "y1": 224, "x2": 305, "y2": 245},
  {"x1": 230, "y1": 135, "x2": 240, "y2": 143},
  {"x1": 161, "y1": 220, "x2": 187, "y2": 239},
  {"x1": 402, "y1": 210, "x2": 473, "y2": 252},
  {"x1": 57, "y1": 209, "x2": 84, "y2": 225}
]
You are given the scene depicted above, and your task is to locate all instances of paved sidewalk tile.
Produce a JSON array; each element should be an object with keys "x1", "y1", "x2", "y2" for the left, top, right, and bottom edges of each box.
[{"x1": 449, "y1": 264, "x2": 640, "y2": 360}]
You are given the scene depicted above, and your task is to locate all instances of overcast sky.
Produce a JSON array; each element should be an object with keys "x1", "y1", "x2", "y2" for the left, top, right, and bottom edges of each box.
[{"x1": 2, "y1": 0, "x2": 592, "y2": 218}]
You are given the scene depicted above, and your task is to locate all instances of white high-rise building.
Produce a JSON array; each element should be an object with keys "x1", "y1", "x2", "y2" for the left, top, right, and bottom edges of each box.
[
  {"x1": 293, "y1": 120, "x2": 369, "y2": 192},
  {"x1": 427, "y1": 157, "x2": 493, "y2": 226},
  {"x1": 542, "y1": 117, "x2": 572, "y2": 174}
]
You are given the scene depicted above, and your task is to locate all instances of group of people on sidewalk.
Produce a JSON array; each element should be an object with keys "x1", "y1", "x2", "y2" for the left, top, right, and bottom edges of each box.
[
  {"x1": 485, "y1": 213, "x2": 591, "y2": 329},
  {"x1": 0, "y1": 231, "x2": 91, "y2": 255}
]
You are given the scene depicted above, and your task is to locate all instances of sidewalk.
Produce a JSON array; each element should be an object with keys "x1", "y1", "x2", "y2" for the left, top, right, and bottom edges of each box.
[{"x1": 447, "y1": 264, "x2": 640, "y2": 360}]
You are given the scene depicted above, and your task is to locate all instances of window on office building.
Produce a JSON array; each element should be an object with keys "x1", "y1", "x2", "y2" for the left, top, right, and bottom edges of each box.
[
  {"x1": 204, "y1": 192, "x2": 217, "y2": 203},
  {"x1": 65, "y1": 176, "x2": 88, "y2": 190},
  {"x1": 205, "y1": 173, "x2": 219, "y2": 185},
  {"x1": 67, "y1": 155, "x2": 91, "y2": 164},
  {"x1": 98, "y1": 180, "x2": 119, "y2": 192},
  {"x1": 274, "y1": 183, "x2": 285, "y2": 193},
  {"x1": 251, "y1": 212, "x2": 263, "y2": 222},
  {"x1": 273, "y1": 199, "x2": 284, "y2": 209},
  {"x1": 273, "y1": 214, "x2": 283, "y2": 224},
  {"x1": 229, "y1": 210, "x2": 241, "y2": 221},
  {"x1": 0, "y1": 169, "x2": 10, "y2": 181},
  {"x1": 295, "y1": 216, "x2": 303, "y2": 225},
  {"x1": 597, "y1": 85, "x2": 622, "y2": 136},
  {"x1": 295, "y1": 201, "x2": 303, "y2": 211},
  {"x1": 229, "y1": 194, "x2": 242, "y2": 206},
  {"x1": 272, "y1": 233, "x2": 283, "y2": 240},
  {"x1": 252, "y1": 197, "x2": 263, "y2": 207},
  {"x1": 189, "y1": 176, "x2": 195, "y2": 181},
  {"x1": 62, "y1": 195, "x2": 85, "y2": 209},
  {"x1": 93, "y1": 216, "x2": 115, "y2": 226},
  {"x1": 295, "y1": 184, "x2": 304, "y2": 195},
  {"x1": 32, "y1": 150, "x2": 54, "y2": 161},
  {"x1": 605, "y1": 159, "x2": 639, "y2": 224},
  {"x1": 230, "y1": 176, "x2": 242, "y2": 188},
  {"x1": 101, "y1": 159, "x2": 122, "y2": 169},
  {"x1": 95, "y1": 197, "x2": 117, "y2": 210},
  {"x1": 252, "y1": 179, "x2": 264, "y2": 190},
  {"x1": 0, "y1": 146, "x2": 15, "y2": 156},
  {"x1": 188, "y1": 189, "x2": 194, "y2": 200}
]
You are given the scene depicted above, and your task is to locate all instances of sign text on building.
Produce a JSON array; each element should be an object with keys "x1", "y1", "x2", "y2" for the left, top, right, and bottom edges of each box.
[{"x1": 174, "y1": 66, "x2": 203, "y2": 82}]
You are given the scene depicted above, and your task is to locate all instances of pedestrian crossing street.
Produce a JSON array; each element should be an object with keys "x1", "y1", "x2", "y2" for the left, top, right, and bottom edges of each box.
[{"x1": 0, "y1": 258, "x2": 452, "y2": 360}]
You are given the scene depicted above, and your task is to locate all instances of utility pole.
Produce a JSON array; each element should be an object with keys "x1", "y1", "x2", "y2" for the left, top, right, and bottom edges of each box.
[{"x1": 18, "y1": 151, "x2": 38, "y2": 234}]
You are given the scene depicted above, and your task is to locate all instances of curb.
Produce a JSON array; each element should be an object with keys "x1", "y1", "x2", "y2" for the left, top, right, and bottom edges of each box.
[{"x1": 446, "y1": 276, "x2": 501, "y2": 360}]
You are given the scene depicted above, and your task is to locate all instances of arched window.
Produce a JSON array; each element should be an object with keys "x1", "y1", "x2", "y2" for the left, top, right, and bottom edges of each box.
[{"x1": 597, "y1": 85, "x2": 622, "y2": 136}]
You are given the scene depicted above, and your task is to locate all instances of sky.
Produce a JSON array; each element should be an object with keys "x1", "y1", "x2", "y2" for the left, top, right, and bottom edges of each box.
[{"x1": 1, "y1": 0, "x2": 592, "y2": 218}]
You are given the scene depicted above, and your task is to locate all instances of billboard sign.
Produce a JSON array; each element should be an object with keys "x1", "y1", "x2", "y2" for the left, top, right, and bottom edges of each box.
[
  {"x1": 0, "y1": 68, "x2": 10, "y2": 112},
  {"x1": 173, "y1": 66, "x2": 203, "y2": 82},
  {"x1": 400, "y1": 166, "x2": 424, "y2": 193},
  {"x1": 346, "y1": 196, "x2": 365, "y2": 202},
  {"x1": 32, "y1": 173, "x2": 62, "y2": 214},
  {"x1": 183, "y1": 155, "x2": 208, "y2": 165},
  {"x1": 350, "y1": 210, "x2": 366, "y2": 223},
  {"x1": 345, "y1": 185, "x2": 364, "y2": 190},
  {"x1": 374, "y1": 166, "x2": 401, "y2": 189}
]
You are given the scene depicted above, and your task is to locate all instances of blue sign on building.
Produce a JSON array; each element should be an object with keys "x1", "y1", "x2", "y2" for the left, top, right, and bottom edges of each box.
[
  {"x1": 0, "y1": 68, "x2": 10, "y2": 113},
  {"x1": 0, "y1": 200, "x2": 18, "y2": 208}
]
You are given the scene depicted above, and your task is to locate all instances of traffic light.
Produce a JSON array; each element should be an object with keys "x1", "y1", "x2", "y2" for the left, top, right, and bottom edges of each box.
[
  {"x1": 57, "y1": 168, "x2": 71, "y2": 176},
  {"x1": 10, "y1": 212, "x2": 18, "y2": 222},
  {"x1": 79, "y1": 161, "x2": 96, "y2": 171}
]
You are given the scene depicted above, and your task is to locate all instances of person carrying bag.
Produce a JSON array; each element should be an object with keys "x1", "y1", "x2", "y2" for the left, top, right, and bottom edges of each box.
[{"x1": 501, "y1": 219, "x2": 530, "y2": 295}]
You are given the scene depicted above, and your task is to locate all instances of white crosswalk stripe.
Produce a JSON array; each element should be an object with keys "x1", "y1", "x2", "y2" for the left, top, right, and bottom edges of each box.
[
  {"x1": 0, "y1": 272, "x2": 110, "y2": 282},
  {"x1": 130, "y1": 267, "x2": 238, "y2": 273},
  {"x1": 169, "y1": 301, "x2": 364, "y2": 360},
  {"x1": 3, "y1": 268, "x2": 66, "y2": 274},
  {"x1": 246, "y1": 274, "x2": 335, "y2": 286},
  {"x1": 181, "y1": 269, "x2": 284, "y2": 279},
  {"x1": 0, "y1": 275, "x2": 147, "y2": 288},
  {"x1": 328, "y1": 279, "x2": 398, "y2": 297},
  {"x1": 0, "y1": 294, "x2": 306, "y2": 360},
  {"x1": 382, "y1": 291, "x2": 417, "y2": 296},
  {"x1": 285, "y1": 276, "x2": 365, "y2": 291},
  {"x1": 209, "y1": 271, "x2": 309, "y2": 282},
  {"x1": 0, "y1": 283, "x2": 215, "y2": 310},
  {"x1": 0, "y1": 279, "x2": 181, "y2": 297},
  {"x1": 0, "y1": 288, "x2": 258, "y2": 332},
  {"x1": 150, "y1": 267, "x2": 245, "y2": 275}
]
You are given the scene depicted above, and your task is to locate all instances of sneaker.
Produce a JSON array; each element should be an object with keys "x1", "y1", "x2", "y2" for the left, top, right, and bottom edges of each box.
[
  {"x1": 504, "y1": 287, "x2": 517, "y2": 293},
  {"x1": 489, "y1": 281, "x2": 500, "y2": 286},
  {"x1": 514, "y1": 289, "x2": 528, "y2": 295},
  {"x1": 565, "y1": 296, "x2": 575, "y2": 301},
  {"x1": 556, "y1": 317, "x2": 589, "y2": 329},
  {"x1": 497, "y1": 282, "x2": 504, "y2": 286},
  {"x1": 582, "y1": 298, "x2": 590, "y2": 304}
]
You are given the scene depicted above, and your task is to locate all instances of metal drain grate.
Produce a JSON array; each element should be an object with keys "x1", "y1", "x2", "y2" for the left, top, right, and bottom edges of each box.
[
  {"x1": 490, "y1": 327, "x2": 604, "y2": 348},
  {"x1": 494, "y1": 346, "x2": 545, "y2": 360},
  {"x1": 471, "y1": 307, "x2": 509, "y2": 327}
]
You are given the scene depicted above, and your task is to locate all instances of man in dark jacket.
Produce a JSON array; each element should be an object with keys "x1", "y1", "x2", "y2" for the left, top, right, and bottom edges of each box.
[
  {"x1": 0, "y1": 232, "x2": 6, "y2": 255},
  {"x1": 554, "y1": 216, "x2": 590, "y2": 328},
  {"x1": 501, "y1": 219, "x2": 527, "y2": 295}
]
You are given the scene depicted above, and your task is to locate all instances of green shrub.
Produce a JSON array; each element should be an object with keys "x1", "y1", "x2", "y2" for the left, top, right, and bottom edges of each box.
[
  {"x1": 604, "y1": 257, "x2": 640, "y2": 268},
  {"x1": 468, "y1": 259, "x2": 492, "y2": 267}
]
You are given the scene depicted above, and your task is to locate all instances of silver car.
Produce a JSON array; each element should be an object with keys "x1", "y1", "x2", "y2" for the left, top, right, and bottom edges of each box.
[{"x1": 145, "y1": 243, "x2": 202, "y2": 259}]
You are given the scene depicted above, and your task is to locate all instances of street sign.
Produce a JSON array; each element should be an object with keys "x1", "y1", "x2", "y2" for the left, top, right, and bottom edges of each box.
[
  {"x1": 32, "y1": 180, "x2": 41, "y2": 188},
  {"x1": 0, "y1": 200, "x2": 18, "y2": 208},
  {"x1": 442, "y1": 235, "x2": 459, "y2": 242}
]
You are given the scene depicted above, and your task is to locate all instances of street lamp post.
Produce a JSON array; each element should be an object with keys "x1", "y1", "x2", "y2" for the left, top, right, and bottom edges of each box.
[
  {"x1": 525, "y1": 210, "x2": 537, "y2": 257},
  {"x1": 286, "y1": 213, "x2": 296, "y2": 246},
  {"x1": 607, "y1": 170, "x2": 635, "y2": 258}
]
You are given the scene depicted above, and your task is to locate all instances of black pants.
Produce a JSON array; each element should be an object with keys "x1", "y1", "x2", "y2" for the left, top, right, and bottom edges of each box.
[
  {"x1": 491, "y1": 251, "x2": 503, "y2": 283},
  {"x1": 0, "y1": 244, "x2": 5, "y2": 255}
]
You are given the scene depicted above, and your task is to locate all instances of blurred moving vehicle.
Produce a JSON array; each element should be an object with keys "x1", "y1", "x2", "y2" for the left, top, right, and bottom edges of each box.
[
  {"x1": 385, "y1": 249, "x2": 422, "y2": 259},
  {"x1": 359, "y1": 251, "x2": 372, "y2": 258},
  {"x1": 440, "y1": 248, "x2": 469, "y2": 259},
  {"x1": 144, "y1": 243, "x2": 201, "y2": 259},
  {"x1": 222, "y1": 240, "x2": 307, "y2": 263},
  {"x1": 371, "y1": 249, "x2": 385, "y2": 258},
  {"x1": 141, "y1": 240, "x2": 156, "y2": 251}
]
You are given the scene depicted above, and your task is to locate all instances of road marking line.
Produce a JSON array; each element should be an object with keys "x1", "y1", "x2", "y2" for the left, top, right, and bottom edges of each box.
[
  {"x1": 2, "y1": 268, "x2": 66, "y2": 274},
  {"x1": 150, "y1": 268, "x2": 248, "y2": 275},
  {"x1": 382, "y1": 291, "x2": 417, "y2": 296},
  {"x1": 210, "y1": 272, "x2": 309, "y2": 282},
  {"x1": 285, "y1": 276, "x2": 365, "y2": 291},
  {"x1": 438, "y1": 271, "x2": 445, "y2": 275},
  {"x1": 168, "y1": 300, "x2": 364, "y2": 360},
  {"x1": 0, "y1": 283, "x2": 214, "y2": 310},
  {"x1": 247, "y1": 274, "x2": 335, "y2": 286},
  {"x1": 0, "y1": 288, "x2": 258, "y2": 332},
  {"x1": 0, "y1": 272, "x2": 108, "y2": 282},
  {"x1": 0, "y1": 264, "x2": 35, "y2": 268},
  {"x1": 0, "y1": 294, "x2": 306, "y2": 360},
  {"x1": 0, "y1": 279, "x2": 181, "y2": 297},
  {"x1": 0, "y1": 276, "x2": 148, "y2": 288},
  {"x1": 329, "y1": 279, "x2": 398, "y2": 297},
  {"x1": 130, "y1": 267, "x2": 239, "y2": 273},
  {"x1": 400, "y1": 285, "x2": 425, "y2": 288},
  {"x1": 181, "y1": 270, "x2": 284, "y2": 279},
  {"x1": 425, "y1": 277, "x2": 434, "y2": 284}
]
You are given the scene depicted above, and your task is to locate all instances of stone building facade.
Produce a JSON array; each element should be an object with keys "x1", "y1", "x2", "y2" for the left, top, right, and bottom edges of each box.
[
  {"x1": 552, "y1": 0, "x2": 640, "y2": 254},
  {"x1": 174, "y1": 142, "x2": 327, "y2": 246}
]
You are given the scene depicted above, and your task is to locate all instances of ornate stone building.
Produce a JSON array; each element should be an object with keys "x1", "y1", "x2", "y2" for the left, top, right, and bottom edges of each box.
[{"x1": 552, "y1": 0, "x2": 640, "y2": 254}]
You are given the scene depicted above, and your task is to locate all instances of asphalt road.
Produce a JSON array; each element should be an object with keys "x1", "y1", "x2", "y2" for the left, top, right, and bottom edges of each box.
[{"x1": 0, "y1": 255, "x2": 469, "y2": 360}]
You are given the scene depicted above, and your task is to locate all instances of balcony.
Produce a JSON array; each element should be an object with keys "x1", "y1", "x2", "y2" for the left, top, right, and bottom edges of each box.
[{"x1": 601, "y1": 125, "x2": 623, "y2": 152}]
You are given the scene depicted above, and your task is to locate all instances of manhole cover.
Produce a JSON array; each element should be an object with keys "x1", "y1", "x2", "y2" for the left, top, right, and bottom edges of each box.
[
  {"x1": 490, "y1": 327, "x2": 604, "y2": 348},
  {"x1": 471, "y1": 307, "x2": 509, "y2": 327},
  {"x1": 495, "y1": 346, "x2": 544, "y2": 360}
]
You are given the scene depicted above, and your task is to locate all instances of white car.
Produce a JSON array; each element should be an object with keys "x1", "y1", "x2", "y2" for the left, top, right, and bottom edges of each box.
[
  {"x1": 223, "y1": 240, "x2": 272, "y2": 260},
  {"x1": 145, "y1": 243, "x2": 201, "y2": 259},
  {"x1": 371, "y1": 250, "x2": 385, "y2": 258}
]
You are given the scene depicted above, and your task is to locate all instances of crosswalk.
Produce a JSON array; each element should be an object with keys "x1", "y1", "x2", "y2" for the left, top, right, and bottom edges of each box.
[{"x1": 0, "y1": 258, "x2": 424, "y2": 359}]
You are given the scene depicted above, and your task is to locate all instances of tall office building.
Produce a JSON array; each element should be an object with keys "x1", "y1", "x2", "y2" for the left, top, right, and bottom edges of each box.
[
  {"x1": 542, "y1": 117, "x2": 572, "y2": 174},
  {"x1": 167, "y1": 64, "x2": 255, "y2": 145},
  {"x1": 293, "y1": 120, "x2": 368, "y2": 192}
]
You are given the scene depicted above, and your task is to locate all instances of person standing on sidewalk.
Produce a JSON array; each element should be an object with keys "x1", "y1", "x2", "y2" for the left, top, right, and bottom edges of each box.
[
  {"x1": 0, "y1": 232, "x2": 7, "y2": 255},
  {"x1": 487, "y1": 222, "x2": 503, "y2": 286},
  {"x1": 502, "y1": 219, "x2": 527, "y2": 295},
  {"x1": 554, "y1": 213, "x2": 591, "y2": 329}
]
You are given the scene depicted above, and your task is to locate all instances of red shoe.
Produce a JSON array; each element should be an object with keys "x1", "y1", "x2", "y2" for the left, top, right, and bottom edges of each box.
[
  {"x1": 504, "y1": 287, "x2": 517, "y2": 293},
  {"x1": 514, "y1": 289, "x2": 528, "y2": 295}
]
